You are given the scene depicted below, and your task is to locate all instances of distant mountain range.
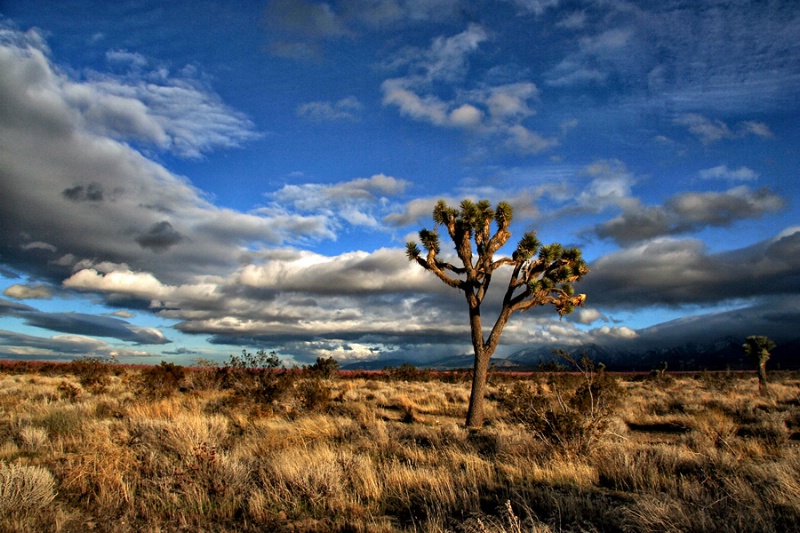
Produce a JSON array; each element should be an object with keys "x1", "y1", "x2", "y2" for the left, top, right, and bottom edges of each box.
[
  {"x1": 342, "y1": 336, "x2": 800, "y2": 372},
  {"x1": 341, "y1": 301, "x2": 800, "y2": 372},
  {"x1": 504, "y1": 336, "x2": 800, "y2": 372}
]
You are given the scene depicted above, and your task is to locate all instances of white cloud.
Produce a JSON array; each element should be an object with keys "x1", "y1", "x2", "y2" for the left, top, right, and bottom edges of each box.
[
  {"x1": 505, "y1": 125, "x2": 558, "y2": 154},
  {"x1": 382, "y1": 79, "x2": 449, "y2": 125},
  {"x1": 674, "y1": 114, "x2": 734, "y2": 144},
  {"x1": 576, "y1": 159, "x2": 636, "y2": 210},
  {"x1": 64, "y1": 268, "x2": 170, "y2": 302},
  {"x1": 740, "y1": 121, "x2": 774, "y2": 138},
  {"x1": 449, "y1": 104, "x2": 483, "y2": 127},
  {"x1": 575, "y1": 307, "x2": 603, "y2": 325},
  {"x1": 3, "y1": 284, "x2": 52, "y2": 300},
  {"x1": 267, "y1": 174, "x2": 410, "y2": 230},
  {"x1": 590, "y1": 325, "x2": 638, "y2": 341},
  {"x1": 297, "y1": 96, "x2": 363, "y2": 122},
  {"x1": 698, "y1": 165, "x2": 759, "y2": 181},
  {"x1": 381, "y1": 25, "x2": 558, "y2": 153},
  {"x1": 544, "y1": 28, "x2": 631, "y2": 87},
  {"x1": 505, "y1": 0, "x2": 560, "y2": 16},
  {"x1": 235, "y1": 247, "x2": 431, "y2": 295},
  {"x1": 675, "y1": 114, "x2": 776, "y2": 145},
  {"x1": 556, "y1": 10, "x2": 587, "y2": 29}
]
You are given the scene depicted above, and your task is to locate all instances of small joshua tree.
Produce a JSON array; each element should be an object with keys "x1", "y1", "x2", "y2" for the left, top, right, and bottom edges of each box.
[
  {"x1": 743, "y1": 335, "x2": 776, "y2": 395},
  {"x1": 407, "y1": 199, "x2": 588, "y2": 428}
]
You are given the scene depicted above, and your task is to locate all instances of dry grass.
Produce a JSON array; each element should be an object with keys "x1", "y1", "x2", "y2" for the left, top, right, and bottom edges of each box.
[{"x1": 0, "y1": 364, "x2": 798, "y2": 532}]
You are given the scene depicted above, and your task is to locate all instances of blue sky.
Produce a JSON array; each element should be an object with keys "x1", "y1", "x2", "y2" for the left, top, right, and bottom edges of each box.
[{"x1": 0, "y1": 0, "x2": 798, "y2": 365}]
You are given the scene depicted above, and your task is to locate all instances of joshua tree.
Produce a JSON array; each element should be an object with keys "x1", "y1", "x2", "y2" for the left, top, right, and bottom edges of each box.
[
  {"x1": 407, "y1": 199, "x2": 589, "y2": 428},
  {"x1": 743, "y1": 335, "x2": 776, "y2": 395}
]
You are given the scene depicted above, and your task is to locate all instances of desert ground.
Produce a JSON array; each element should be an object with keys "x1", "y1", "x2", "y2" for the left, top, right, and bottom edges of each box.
[{"x1": 1, "y1": 358, "x2": 798, "y2": 532}]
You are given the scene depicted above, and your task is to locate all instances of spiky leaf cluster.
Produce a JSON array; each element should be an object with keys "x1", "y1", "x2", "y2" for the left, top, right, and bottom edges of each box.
[
  {"x1": 743, "y1": 335, "x2": 775, "y2": 364},
  {"x1": 407, "y1": 199, "x2": 588, "y2": 319}
]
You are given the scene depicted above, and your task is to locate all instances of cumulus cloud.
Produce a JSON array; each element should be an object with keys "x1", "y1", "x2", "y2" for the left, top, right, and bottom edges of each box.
[
  {"x1": 234, "y1": 247, "x2": 431, "y2": 295},
  {"x1": 594, "y1": 186, "x2": 786, "y2": 245},
  {"x1": 574, "y1": 307, "x2": 605, "y2": 325}
]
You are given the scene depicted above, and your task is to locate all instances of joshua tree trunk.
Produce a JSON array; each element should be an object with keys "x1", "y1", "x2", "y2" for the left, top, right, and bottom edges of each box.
[
  {"x1": 466, "y1": 347, "x2": 491, "y2": 429},
  {"x1": 465, "y1": 293, "x2": 492, "y2": 428},
  {"x1": 757, "y1": 359, "x2": 769, "y2": 395}
]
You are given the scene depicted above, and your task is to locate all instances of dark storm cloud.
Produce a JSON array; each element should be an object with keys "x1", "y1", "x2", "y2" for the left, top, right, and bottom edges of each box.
[
  {"x1": 632, "y1": 296, "x2": 800, "y2": 350},
  {"x1": 62, "y1": 182, "x2": 104, "y2": 202},
  {"x1": 0, "y1": 27, "x2": 332, "y2": 287},
  {"x1": 0, "y1": 297, "x2": 37, "y2": 315},
  {"x1": 583, "y1": 228, "x2": 800, "y2": 307},
  {"x1": 0, "y1": 329, "x2": 106, "y2": 355},
  {"x1": 0, "y1": 329, "x2": 158, "y2": 360},
  {"x1": 135, "y1": 221, "x2": 184, "y2": 252},
  {"x1": 20, "y1": 311, "x2": 170, "y2": 345},
  {"x1": 594, "y1": 187, "x2": 786, "y2": 246}
]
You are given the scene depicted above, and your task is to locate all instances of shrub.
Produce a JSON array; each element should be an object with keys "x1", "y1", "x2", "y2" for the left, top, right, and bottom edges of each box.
[
  {"x1": 384, "y1": 362, "x2": 431, "y2": 382},
  {"x1": 699, "y1": 369, "x2": 739, "y2": 392},
  {"x1": 219, "y1": 349, "x2": 294, "y2": 406},
  {"x1": 139, "y1": 361, "x2": 186, "y2": 398},
  {"x1": 56, "y1": 380, "x2": 83, "y2": 401},
  {"x1": 499, "y1": 351, "x2": 623, "y2": 456},
  {"x1": 297, "y1": 378, "x2": 333, "y2": 411},
  {"x1": 0, "y1": 462, "x2": 56, "y2": 517},
  {"x1": 41, "y1": 407, "x2": 83, "y2": 437},
  {"x1": 647, "y1": 361, "x2": 674, "y2": 386},
  {"x1": 304, "y1": 356, "x2": 340, "y2": 379},
  {"x1": 19, "y1": 426, "x2": 49, "y2": 453},
  {"x1": 69, "y1": 356, "x2": 113, "y2": 394}
]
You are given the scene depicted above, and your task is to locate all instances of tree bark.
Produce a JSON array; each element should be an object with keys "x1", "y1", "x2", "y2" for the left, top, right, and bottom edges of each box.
[
  {"x1": 757, "y1": 359, "x2": 769, "y2": 396},
  {"x1": 466, "y1": 347, "x2": 492, "y2": 429},
  {"x1": 465, "y1": 292, "x2": 490, "y2": 429}
]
